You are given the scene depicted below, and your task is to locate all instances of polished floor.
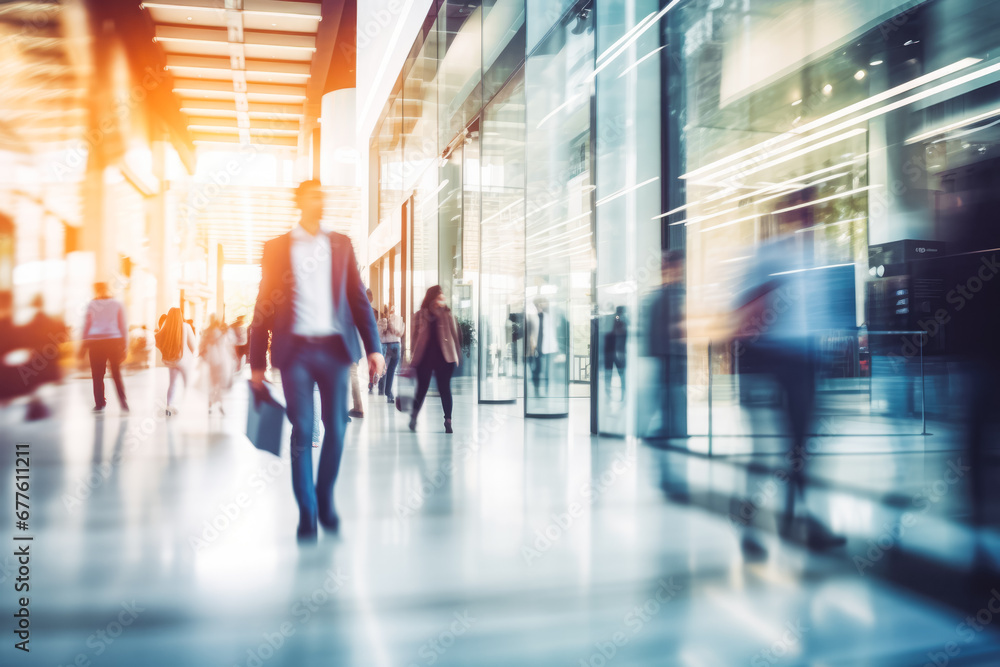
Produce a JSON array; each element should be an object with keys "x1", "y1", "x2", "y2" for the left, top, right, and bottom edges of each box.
[{"x1": 2, "y1": 368, "x2": 1000, "y2": 666}]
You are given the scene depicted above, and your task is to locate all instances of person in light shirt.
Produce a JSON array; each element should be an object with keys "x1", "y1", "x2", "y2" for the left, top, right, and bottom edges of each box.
[
  {"x1": 377, "y1": 304, "x2": 405, "y2": 402},
  {"x1": 249, "y1": 180, "x2": 384, "y2": 541},
  {"x1": 82, "y1": 282, "x2": 129, "y2": 413}
]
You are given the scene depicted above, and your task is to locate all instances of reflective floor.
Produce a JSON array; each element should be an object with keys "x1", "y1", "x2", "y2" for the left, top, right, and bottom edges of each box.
[{"x1": 2, "y1": 369, "x2": 1000, "y2": 666}]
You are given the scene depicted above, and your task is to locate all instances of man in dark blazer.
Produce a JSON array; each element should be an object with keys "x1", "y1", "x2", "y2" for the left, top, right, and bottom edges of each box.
[{"x1": 250, "y1": 179, "x2": 384, "y2": 540}]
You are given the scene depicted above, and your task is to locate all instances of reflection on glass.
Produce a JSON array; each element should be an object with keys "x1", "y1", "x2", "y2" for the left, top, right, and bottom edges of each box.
[
  {"x1": 438, "y1": 1, "x2": 483, "y2": 150},
  {"x1": 524, "y1": 6, "x2": 594, "y2": 417},
  {"x1": 594, "y1": 0, "x2": 662, "y2": 436},
  {"x1": 480, "y1": 71, "x2": 526, "y2": 402},
  {"x1": 457, "y1": 124, "x2": 480, "y2": 375}
]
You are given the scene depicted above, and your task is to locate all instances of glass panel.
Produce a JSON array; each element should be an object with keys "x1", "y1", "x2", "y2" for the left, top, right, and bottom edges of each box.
[
  {"x1": 594, "y1": 0, "x2": 662, "y2": 437},
  {"x1": 483, "y1": 0, "x2": 525, "y2": 99},
  {"x1": 526, "y1": 0, "x2": 579, "y2": 55},
  {"x1": 403, "y1": 20, "x2": 442, "y2": 352},
  {"x1": 377, "y1": 95, "x2": 404, "y2": 229},
  {"x1": 524, "y1": 4, "x2": 594, "y2": 417},
  {"x1": 438, "y1": 1, "x2": 484, "y2": 151},
  {"x1": 480, "y1": 70, "x2": 526, "y2": 402},
  {"x1": 403, "y1": 24, "x2": 439, "y2": 194},
  {"x1": 438, "y1": 144, "x2": 463, "y2": 310},
  {"x1": 664, "y1": 0, "x2": 1000, "y2": 453},
  {"x1": 457, "y1": 124, "x2": 480, "y2": 378}
]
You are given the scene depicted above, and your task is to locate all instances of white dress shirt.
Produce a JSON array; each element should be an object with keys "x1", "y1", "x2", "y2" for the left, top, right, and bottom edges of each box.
[{"x1": 290, "y1": 225, "x2": 338, "y2": 336}]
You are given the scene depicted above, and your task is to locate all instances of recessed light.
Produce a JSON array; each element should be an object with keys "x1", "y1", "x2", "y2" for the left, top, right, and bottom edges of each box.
[
  {"x1": 823, "y1": 84, "x2": 833, "y2": 95},
  {"x1": 792, "y1": 99, "x2": 802, "y2": 106},
  {"x1": 870, "y1": 60, "x2": 884, "y2": 66},
  {"x1": 904, "y1": 39, "x2": 919, "y2": 46},
  {"x1": 855, "y1": 70, "x2": 867, "y2": 80},
  {"x1": 187, "y1": 16, "x2": 193, "y2": 21}
]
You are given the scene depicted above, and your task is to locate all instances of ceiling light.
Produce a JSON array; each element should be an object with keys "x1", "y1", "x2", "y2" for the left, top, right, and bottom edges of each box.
[
  {"x1": 792, "y1": 99, "x2": 802, "y2": 106},
  {"x1": 870, "y1": 60, "x2": 883, "y2": 66},
  {"x1": 823, "y1": 84, "x2": 833, "y2": 94},
  {"x1": 187, "y1": 16, "x2": 193, "y2": 21},
  {"x1": 855, "y1": 70, "x2": 867, "y2": 80}
]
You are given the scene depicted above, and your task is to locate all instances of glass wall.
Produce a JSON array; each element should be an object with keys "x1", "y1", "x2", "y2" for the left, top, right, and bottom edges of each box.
[
  {"x1": 479, "y1": 70, "x2": 526, "y2": 402},
  {"x1": 593, "y1": 0, "x2": 663, "y2": 436},
  {"x1": 660, "y1": 0, "x2": 1000, "y2": 451},
  {"x1": 523, "y1": 4, "x2": 595, "y2": 417}
]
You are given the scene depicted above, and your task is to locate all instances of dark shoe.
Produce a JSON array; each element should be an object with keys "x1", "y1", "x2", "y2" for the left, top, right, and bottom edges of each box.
[
  {"x1": 804, "y1": 517, "x2": 846, "y2": 550},
  {"x1": 408, "y1": 415, "x2": 417, "y2": 431},
  {"x1": 26, "y1": 398, "x2": 50, "y2": 421},
  {"x1": 349, "y1": 409, "x2": 364, "y2": 418},
  {"x1": 444, "y1": 419, "x2": 453, "y2": 434},
  {"x1": 297, "y1": 518, "x2": 318, "y2": 542},
  {"x1": 741, "y1": 535, "x2": 768, "y2": 561},
  {"x1": 319, "y1": 510, "x2": 340, "y2": 532},
  {"x1": 386, "y1": 396, "x2": 394, "y2": 403}
]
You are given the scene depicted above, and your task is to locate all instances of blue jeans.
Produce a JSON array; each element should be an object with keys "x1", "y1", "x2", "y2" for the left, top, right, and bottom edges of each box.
[
  {"x1": 378, "y1": 342, "x2": 400, "y2": 398},
  {"x1": 280, "y1": 338, "x2": 350, "y2": 525}
]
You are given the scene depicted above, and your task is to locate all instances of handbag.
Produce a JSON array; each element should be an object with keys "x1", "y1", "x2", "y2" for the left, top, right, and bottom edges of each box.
[{"x1": 394, "y1": 366, "x2": 417, "y2": 413}]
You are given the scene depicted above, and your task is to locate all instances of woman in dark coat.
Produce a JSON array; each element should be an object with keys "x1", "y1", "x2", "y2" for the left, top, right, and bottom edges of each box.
[{"x1": 409, "y1": 285, "x2": 462, "y2": 433}]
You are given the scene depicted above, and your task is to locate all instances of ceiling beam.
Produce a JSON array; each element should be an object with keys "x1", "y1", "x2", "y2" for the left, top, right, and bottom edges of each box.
[
  {"x1": 165, "y1": 54, "x2": 312, "y2": 75},
  {"x1": 155, "y1": 25, "x2": 317, "y2": 50}
]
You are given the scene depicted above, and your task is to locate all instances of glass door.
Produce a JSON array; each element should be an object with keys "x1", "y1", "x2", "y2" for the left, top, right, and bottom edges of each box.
[{"x1": 479, "y1": 69, "x2": 526, "y2": 402}]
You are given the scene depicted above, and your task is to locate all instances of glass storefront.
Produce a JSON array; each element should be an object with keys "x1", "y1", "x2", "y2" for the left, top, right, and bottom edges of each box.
[
  {"x1": 370, "y1": 0, "x2": 1000, "y2": 434},
  {"x1": 663, "y1": 0, "x2": 1000, "y2": 451}
]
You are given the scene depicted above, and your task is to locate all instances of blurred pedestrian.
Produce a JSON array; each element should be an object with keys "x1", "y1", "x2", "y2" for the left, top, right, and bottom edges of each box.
[
  {"x1": 366, "y1": 288, "x2": 380, "y2": 395},
  {"x1": 377, "y1": 304, "x2": 404, "y2": 402},
  {"x1": 200, "y1": 314, "x2": 235, "y2": 414},
  {"x1": 528, "y1": 296, "x2": 560, "y2": 397},
  {"x1": 82, "y1": 282, "x2": 128, "y2": 413},
  {"x1": 604, "y1": 305, "x2": 628, "y2": 401},
  {"x1": 730, "y1": 213, "x2": 843, "y2": 551},
  {"x1": 409, "y1": 285, "x2": 461, "y2": 434},
  {"x1": 156, "y1": 308, "x2": 195, "y2": 417},
  {"x1": 249, "y1": 179, "x2": 383, "y2": 540},
  {"x1": 21, "y1": 295, "x2": 68, "y2": 419},
  {"x1": 231, "y1": 314, "x2": 248, "y2": 370}
]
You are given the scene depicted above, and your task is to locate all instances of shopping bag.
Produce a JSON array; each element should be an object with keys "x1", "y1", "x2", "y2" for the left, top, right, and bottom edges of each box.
[
  {"x1": 395, "y1": 366, "x2": 416, "y2": 414},
  {"x1": 246, "y1": 380, "x2": 286, "y2": 456}
]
